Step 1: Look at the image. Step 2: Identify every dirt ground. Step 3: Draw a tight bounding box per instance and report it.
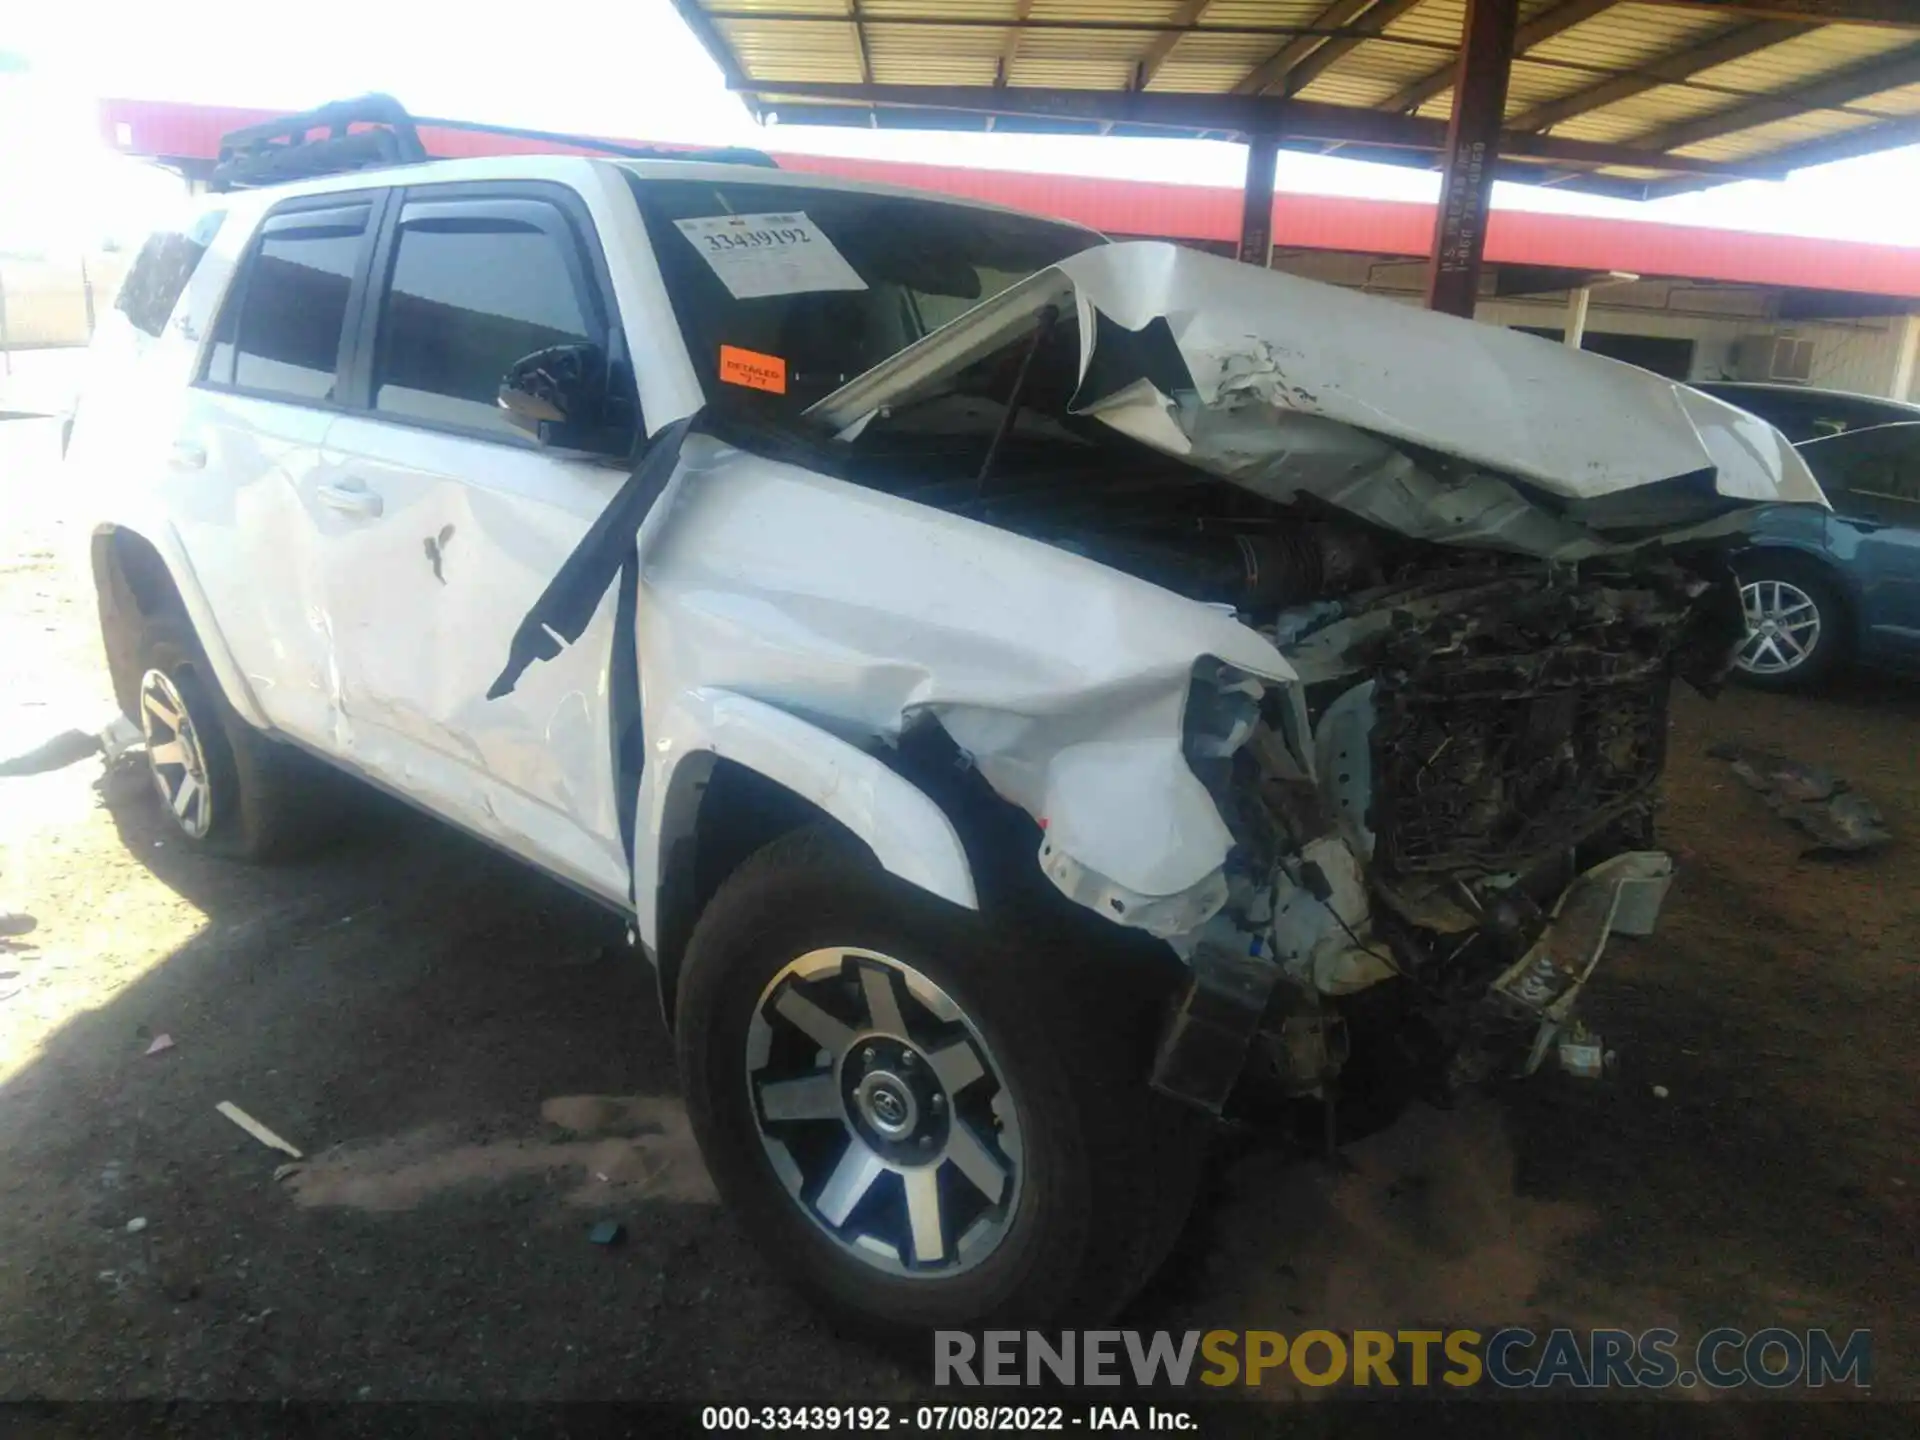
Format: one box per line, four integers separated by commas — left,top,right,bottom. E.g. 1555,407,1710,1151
2,412,1916,1408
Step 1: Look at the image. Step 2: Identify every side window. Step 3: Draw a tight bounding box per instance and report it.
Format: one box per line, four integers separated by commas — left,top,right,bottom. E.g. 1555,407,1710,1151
1851,440,1920,505
207,202,371,402
1800,425,1920,507
371,199,598,438
117,210,227,338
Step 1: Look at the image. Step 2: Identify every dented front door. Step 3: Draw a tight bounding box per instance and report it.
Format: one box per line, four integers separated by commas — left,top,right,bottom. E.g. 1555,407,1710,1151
316,416,630,900
308,188,635,903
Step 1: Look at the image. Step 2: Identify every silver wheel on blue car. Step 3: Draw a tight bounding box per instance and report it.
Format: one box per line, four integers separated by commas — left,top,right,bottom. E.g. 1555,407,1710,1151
140,667,214,839
1737,578,1821,677
748,947,1022,1277
1732,557,1845,691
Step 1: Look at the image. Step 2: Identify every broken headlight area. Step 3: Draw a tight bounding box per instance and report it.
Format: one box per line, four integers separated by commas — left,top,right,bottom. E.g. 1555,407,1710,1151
1153,548,1741,1122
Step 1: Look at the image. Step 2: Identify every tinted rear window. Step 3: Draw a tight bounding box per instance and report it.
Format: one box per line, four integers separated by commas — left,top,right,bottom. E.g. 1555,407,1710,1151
207,204,370,403
115,210,227,338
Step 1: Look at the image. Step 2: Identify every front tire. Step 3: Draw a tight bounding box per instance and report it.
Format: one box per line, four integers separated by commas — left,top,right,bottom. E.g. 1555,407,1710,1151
676,827,1209,1333
1733,555,1846,691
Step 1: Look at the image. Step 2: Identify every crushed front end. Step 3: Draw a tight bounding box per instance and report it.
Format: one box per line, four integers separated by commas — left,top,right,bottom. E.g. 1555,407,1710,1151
1154,548,1745,1123
805,238,1826,1130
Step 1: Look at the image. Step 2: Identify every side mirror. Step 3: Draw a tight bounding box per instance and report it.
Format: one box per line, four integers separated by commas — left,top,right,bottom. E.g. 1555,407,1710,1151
498,343,621,450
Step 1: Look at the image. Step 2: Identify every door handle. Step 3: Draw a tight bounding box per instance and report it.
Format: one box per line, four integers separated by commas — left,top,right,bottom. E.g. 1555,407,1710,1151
316,481,385,519
168,441,207,471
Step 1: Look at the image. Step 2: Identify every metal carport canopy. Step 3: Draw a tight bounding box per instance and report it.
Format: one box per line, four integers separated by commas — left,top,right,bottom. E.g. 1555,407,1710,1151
672,2,1920,315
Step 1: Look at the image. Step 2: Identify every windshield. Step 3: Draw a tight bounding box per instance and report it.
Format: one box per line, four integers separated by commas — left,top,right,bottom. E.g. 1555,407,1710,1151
626,173,1102,416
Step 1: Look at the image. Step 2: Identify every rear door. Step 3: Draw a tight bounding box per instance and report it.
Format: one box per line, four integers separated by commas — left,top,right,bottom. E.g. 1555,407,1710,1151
318,183,638,902
180,193,383,745
1799,424,1920,657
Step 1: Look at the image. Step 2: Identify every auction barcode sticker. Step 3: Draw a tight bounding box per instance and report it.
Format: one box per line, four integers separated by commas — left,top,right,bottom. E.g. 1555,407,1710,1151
673,212,868,300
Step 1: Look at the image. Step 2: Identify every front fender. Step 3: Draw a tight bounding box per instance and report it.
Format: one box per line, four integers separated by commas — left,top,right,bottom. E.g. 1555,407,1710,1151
632,687,978,953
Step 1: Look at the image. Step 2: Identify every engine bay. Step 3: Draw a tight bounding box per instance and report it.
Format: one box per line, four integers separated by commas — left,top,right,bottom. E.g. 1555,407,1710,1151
832,323,1748,1115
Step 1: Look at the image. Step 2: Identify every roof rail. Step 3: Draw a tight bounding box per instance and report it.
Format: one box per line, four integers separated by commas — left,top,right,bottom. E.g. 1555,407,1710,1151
210,94,777,191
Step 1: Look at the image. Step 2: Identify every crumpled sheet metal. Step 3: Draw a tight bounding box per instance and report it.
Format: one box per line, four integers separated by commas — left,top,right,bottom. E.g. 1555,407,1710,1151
1486,851,1675,1075
1708,742,1893,855
818,241,1829,561
635,446,1298,917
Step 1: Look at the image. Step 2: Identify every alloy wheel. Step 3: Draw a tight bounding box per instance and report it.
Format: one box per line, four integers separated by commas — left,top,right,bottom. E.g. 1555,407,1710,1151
1736,578,1821,677
746,947,1023,1278
139,668,213,838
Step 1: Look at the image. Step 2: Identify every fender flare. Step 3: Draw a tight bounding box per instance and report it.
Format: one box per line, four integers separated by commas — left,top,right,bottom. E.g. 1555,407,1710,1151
633,688,979,956
92,522,273,731
1734,536,1862,629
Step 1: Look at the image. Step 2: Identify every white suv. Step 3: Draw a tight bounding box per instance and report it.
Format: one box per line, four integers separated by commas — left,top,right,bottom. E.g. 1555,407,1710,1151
70,99,1824,1333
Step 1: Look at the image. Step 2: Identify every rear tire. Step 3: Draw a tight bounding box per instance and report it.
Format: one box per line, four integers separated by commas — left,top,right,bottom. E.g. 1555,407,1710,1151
676,826,1210,1334
134,614,339,860
1732,554,1846,691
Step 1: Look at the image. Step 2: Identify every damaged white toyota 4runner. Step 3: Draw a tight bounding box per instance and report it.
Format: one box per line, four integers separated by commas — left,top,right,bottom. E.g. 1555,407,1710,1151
74,133,1825,1333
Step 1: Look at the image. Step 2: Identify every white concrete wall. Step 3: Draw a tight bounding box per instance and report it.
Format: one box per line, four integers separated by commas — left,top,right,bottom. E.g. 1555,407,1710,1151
0,254,130,351
1796,318,1916,400
1269,249,1919,400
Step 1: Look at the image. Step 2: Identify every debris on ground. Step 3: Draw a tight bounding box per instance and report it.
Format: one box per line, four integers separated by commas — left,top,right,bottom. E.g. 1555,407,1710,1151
145,1034,174,1056
1707,742,1893,855
0,729,101,778
125,1217,147,1235
1557,1024,1605,1080
272,1162,303,1184
1652,1085,1670,1099
0,716,143,779
97,715,142,763
216,1101,304,1159
587,1220,626,1247
0,913,37,939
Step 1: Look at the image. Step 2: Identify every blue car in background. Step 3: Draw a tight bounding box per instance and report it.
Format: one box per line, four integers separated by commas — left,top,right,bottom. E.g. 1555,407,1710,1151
1693,381,1920,447
1730,418,1920,689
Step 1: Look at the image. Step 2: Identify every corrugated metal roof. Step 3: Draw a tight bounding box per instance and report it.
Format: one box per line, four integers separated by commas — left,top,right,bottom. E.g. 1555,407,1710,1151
678,1,1920,198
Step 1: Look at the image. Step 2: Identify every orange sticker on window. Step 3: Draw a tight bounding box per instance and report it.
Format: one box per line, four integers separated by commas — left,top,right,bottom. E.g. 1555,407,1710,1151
719,344,787,395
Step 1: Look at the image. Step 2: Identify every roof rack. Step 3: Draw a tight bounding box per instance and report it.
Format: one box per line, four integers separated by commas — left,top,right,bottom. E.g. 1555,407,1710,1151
210,94,777,191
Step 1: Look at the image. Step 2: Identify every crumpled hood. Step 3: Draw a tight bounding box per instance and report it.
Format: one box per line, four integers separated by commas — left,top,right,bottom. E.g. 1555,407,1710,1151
816,241,1827,557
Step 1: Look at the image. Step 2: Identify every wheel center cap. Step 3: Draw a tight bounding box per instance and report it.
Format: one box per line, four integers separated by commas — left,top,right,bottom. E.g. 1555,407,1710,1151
854,1071,918,1138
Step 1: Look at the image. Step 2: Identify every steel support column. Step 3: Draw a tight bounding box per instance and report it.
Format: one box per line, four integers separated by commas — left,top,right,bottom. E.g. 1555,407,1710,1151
1564,285,1592,349
1239,130,1280,268
1426,0,1519,317
1889,313,1920,401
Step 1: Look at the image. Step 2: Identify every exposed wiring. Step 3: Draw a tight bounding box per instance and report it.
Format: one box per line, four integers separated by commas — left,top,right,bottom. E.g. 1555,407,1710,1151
1319,897,1413,981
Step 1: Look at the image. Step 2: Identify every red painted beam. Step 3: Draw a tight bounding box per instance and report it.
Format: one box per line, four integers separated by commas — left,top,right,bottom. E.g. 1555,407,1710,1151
99,97,1920,301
